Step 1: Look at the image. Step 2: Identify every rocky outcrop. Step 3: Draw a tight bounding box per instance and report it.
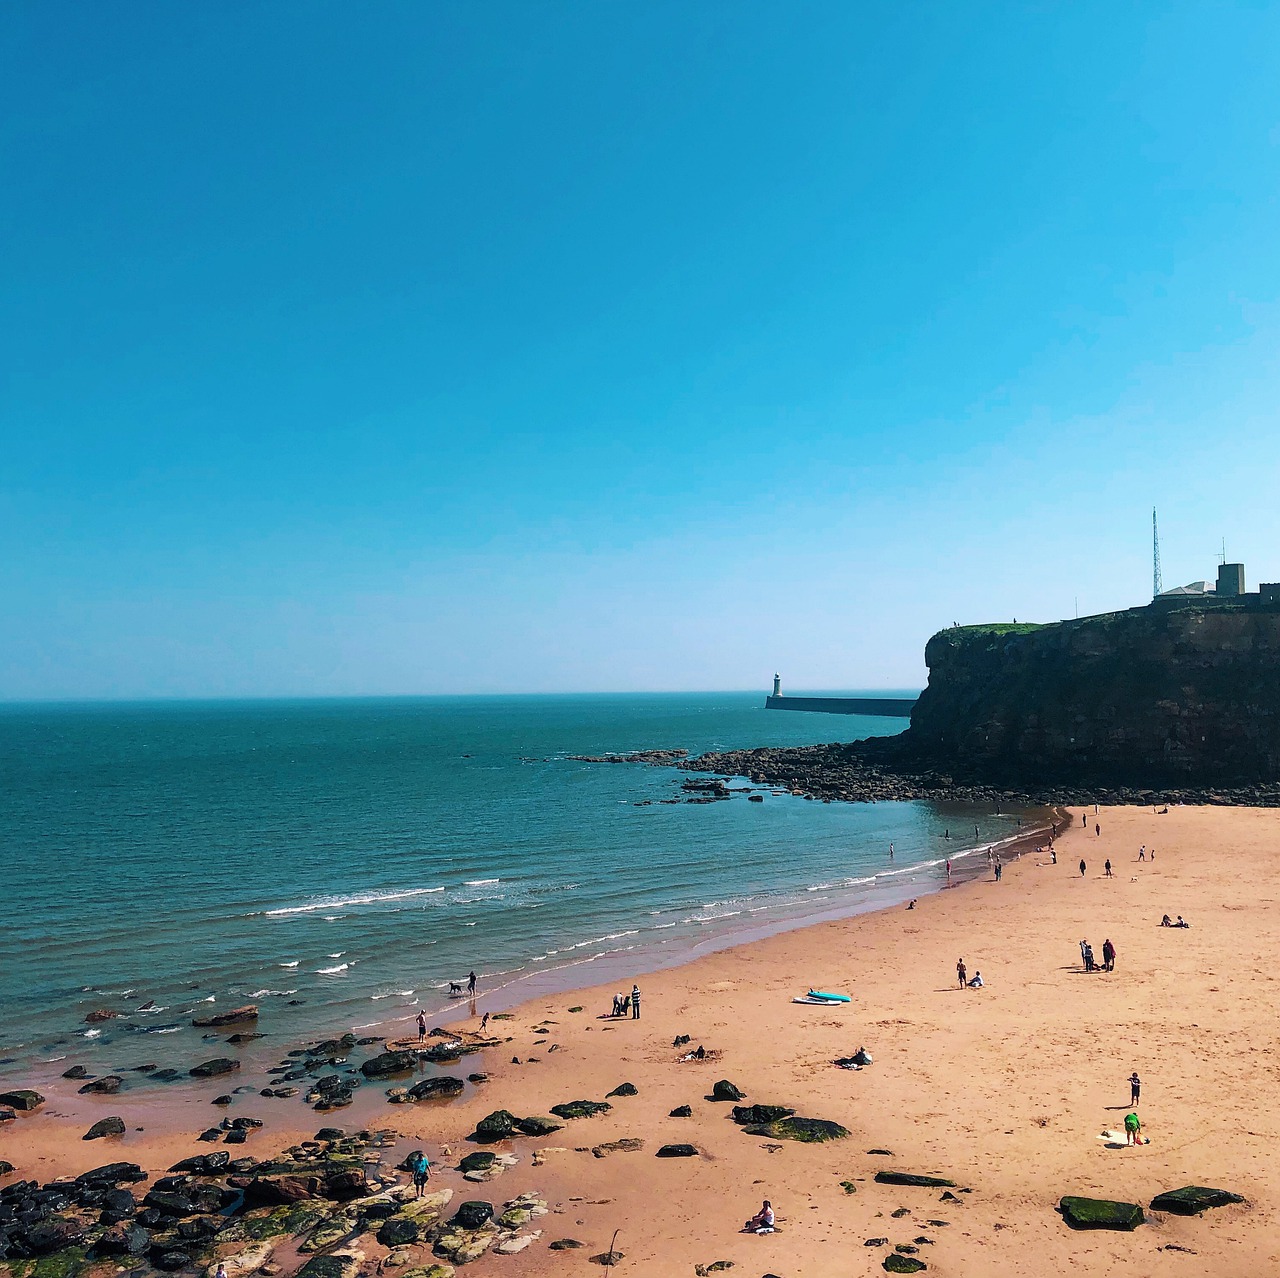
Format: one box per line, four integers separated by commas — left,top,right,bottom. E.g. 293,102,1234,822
549,1100,611,1119
192,1004,259,1027
190,1058,240,1078
1059,1195,1144,1230
0,1089,44,1111
875,1172,957,1188
743,1116,849,1143
1149,1185,1245,1215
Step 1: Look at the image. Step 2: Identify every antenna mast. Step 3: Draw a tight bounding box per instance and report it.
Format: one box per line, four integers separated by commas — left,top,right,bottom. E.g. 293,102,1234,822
1152,508,1163,599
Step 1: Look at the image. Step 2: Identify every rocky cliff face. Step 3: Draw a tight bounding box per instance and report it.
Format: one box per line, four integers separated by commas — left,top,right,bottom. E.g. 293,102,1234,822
909,604,1280,785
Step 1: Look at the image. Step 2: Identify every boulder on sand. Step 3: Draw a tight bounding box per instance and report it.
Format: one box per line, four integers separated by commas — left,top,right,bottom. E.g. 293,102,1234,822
360,1051,415,1079
451,1200,494,1229
0,1089,44,1111
80,1075,124,1094
656,1144,698,1158
711,1080,745,1102
744,1116,849,1143
514,1115,563,1136
1149,1186,1245,1216
472,1110,519,1142
84,1116,127,1140
402,1076,465,1102
731,1104,794,1126
874,1171,956,1188
1059,1196,1145,1231
549,1100,611,1120
606,1083,638,1097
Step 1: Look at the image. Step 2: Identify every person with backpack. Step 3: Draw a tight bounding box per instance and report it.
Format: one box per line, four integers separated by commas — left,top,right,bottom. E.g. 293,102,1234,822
410,1150,431,1197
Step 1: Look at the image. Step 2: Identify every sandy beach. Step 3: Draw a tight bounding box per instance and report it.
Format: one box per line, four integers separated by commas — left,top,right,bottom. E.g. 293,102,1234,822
5,803,1280,1277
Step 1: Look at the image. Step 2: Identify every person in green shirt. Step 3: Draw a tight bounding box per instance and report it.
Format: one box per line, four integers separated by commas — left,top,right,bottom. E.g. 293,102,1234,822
1124,1112,1143,1146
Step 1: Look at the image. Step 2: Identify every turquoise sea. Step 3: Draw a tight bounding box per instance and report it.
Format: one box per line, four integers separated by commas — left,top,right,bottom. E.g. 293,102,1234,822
0,694,1039,1082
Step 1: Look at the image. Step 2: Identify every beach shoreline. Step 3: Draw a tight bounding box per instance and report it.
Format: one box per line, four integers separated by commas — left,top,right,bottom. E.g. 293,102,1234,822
5,803,1279,1277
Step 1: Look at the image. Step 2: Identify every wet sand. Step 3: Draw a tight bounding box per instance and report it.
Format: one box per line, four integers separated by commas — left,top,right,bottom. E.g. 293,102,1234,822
5,804,1280,1276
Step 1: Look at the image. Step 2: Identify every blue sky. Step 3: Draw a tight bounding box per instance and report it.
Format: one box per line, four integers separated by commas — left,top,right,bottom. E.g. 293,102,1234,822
3,2,1279,699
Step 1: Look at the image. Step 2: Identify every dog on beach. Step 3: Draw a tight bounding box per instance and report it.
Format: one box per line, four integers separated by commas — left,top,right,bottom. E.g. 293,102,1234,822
448,981,464,994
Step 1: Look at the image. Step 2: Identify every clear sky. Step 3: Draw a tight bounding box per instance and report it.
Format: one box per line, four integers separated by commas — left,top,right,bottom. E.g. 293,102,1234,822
3,2,1279,700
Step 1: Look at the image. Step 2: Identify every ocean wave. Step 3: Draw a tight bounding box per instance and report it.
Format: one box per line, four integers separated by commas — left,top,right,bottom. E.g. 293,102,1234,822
257,887,446,918
316,963,350,974
248,989,297,998
83,1028,101,1038
371,989,415,1000
464,878,500,886
328,952,345,958
279,961,300,968
151,1025,182,1034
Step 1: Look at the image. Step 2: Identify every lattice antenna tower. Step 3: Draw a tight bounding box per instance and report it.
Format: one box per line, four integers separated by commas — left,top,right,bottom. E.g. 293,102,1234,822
1152,507,1163,599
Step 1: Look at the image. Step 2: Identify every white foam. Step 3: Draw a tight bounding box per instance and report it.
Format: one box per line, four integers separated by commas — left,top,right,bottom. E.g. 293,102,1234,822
83,1028,101,1038
316,963,349,974
279,961,300,968
259,887,446,918
464,878,500,886
248,989,296,998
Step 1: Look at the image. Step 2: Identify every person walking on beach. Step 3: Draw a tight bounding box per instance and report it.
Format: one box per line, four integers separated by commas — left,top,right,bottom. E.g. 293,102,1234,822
410,1149,431,1197
1102,938,1116,972
1139,846,1146,861
417,1011,427,1044
1082,813,1087,827
468,971,477,996
1079,858,1086,877
957,958,967,989
1104,859,1113,877
945,859,952,880
1095,823,1101,836
1129,1071,1141,1106
994,858,1002,881
481,1012,490,1032
1050,847,1057,864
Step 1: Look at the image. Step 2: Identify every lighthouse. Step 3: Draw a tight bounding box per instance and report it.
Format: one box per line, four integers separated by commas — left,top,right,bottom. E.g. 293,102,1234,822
773,673,781,697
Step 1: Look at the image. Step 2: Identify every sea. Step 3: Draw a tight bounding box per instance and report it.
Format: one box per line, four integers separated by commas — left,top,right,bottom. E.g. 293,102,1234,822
0,694,1043,1083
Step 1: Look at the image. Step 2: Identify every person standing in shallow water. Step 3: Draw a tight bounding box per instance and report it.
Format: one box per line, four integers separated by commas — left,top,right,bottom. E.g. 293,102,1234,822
417,1010,426,1044
468,971,477,996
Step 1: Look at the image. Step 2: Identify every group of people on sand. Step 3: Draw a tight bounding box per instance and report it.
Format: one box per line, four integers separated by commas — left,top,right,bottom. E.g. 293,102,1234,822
955,957,984,988
1161,914,1190,928
1078,937,1116,972
610,984,642,1018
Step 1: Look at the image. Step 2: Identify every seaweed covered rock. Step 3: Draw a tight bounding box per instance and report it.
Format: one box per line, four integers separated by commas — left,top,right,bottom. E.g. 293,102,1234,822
472,1110,519,1142
378,1217,422,1247
84,1115,127,1140
0,1089,44,1112
458,1152,495,1174
403,1076,465,1102
874,1172,957,1188
550,1100,611,1120
1059,1196,1144,1231
514,1115,563,1136
731,1104,794,1126
743,1116,849,1143
883,1257,927,1274
451,1201,494,1230
1149,1186,1245,1216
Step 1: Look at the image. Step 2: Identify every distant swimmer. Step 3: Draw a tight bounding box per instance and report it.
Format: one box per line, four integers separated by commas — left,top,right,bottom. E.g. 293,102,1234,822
889,842,894,859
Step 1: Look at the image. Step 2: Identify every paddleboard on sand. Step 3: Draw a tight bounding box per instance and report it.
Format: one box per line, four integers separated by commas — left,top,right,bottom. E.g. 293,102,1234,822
807,990,851,1003
793,996,845,1005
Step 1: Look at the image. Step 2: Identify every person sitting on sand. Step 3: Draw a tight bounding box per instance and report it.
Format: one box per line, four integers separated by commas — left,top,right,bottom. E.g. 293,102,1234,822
744,1200,775,1233
967,971,984,988
1176,915,1189,928
1124,1112,1143,1146
906,899,916,910
852,1046,873,1066
1161,914,1172,927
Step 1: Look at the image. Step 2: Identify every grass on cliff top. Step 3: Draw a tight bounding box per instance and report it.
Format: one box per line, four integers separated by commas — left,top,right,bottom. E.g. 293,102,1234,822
944,622,1048,637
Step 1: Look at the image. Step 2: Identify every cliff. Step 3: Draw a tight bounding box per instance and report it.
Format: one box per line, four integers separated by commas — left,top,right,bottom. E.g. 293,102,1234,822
909,604,1280,786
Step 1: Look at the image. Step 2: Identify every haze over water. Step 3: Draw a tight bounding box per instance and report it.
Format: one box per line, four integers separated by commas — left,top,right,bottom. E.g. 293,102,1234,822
0,694,1036,1081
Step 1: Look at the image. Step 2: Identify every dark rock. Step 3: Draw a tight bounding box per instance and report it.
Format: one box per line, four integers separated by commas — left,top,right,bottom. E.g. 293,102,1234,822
170,1152,230,1175
865,1237,889,1246
669,1105,693,1117
212,1094,233,1106
101,1187,137,1218
606,1083,638,1097
244,1176,319,1206
76,1161,146,1186
711,1080,745,1102
731,1104,794,1126
223,1128,247,1144
744,1117,850,1143
152,1248,193,1270
198,1128,222,1142
143,1190,197,1216
512,1115,562,1137
84,1008,120,1024
883,1257,927,1274
0,1159,13,1175
423,1042,468,1063
231,1116,264,1129
868,1148,894,1155
191,1004,258,1027
656,1144,698,1158
468,1072,488,1083
1149,1186,1245,1215
322,1168,367,1200
26,1218,88,1253
875,1172,957,1188
550,1100,611,1120
79,1074,124,1095
190,1058,240,1078
1059,1196,1145,1231
176,1215,220,1242
0,1107,14,1123
0,1090,43,1112
452,1200,494,1229
377,1217,421,1247
473,1109,519,1142
93,1222,150,1257
403,1076,465,1102
550,1238,585,1249
84,1116,126,1140
61,1066,90,1080
360,1051,415,1079
458,1152,495,1174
